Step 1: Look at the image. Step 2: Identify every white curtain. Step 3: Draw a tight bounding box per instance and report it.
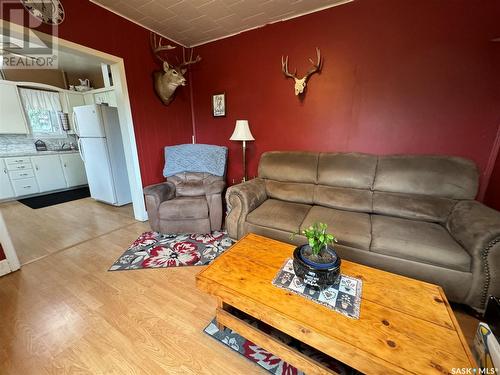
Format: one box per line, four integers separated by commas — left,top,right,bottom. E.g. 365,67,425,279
19,88,62,112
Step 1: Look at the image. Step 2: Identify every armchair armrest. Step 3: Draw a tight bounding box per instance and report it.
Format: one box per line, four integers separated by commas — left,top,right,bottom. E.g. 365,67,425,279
143,181,176,206
143,181,176,232
203,178,226,231
447,200,500,310
225,178,267,239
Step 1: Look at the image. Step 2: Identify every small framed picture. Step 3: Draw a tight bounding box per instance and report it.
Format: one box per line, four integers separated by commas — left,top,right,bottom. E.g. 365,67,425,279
212,93,226,117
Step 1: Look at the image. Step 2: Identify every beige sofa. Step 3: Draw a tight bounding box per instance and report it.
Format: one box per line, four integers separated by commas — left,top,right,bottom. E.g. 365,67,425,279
225,151,500,311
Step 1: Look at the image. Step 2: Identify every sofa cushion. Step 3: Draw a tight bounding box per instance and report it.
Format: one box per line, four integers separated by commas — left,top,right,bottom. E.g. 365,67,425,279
334,244,473,303
371,215,470,272
246,199,311,233
317,152,377,189
159,196,208,219
373,155,479,199
265,180,314,204
258,151,318,183
300,206,372,250
314,185,372,213
373,191,456,223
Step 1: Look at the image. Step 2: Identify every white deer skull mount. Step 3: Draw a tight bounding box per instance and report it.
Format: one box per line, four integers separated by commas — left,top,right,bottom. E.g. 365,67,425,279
281,48,322,96
150,33,201,105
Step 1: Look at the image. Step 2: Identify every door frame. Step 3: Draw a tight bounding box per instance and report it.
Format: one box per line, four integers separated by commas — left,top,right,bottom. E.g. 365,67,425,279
0,20,147,222
0,211,20,276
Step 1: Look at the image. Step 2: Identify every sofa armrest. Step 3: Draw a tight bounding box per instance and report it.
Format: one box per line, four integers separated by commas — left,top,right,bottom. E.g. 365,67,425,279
447,201,500,256
447,200,500,310
225,178,267,239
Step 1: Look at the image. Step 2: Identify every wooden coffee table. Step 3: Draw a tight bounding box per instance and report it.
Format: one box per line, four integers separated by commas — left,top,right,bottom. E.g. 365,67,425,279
196,233,476,374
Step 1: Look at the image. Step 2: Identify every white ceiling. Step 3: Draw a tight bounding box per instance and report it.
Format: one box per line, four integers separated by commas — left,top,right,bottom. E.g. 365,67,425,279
91,0,353,47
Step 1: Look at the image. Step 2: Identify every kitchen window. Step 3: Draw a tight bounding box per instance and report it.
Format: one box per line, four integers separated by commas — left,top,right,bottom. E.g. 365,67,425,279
19,88,65,137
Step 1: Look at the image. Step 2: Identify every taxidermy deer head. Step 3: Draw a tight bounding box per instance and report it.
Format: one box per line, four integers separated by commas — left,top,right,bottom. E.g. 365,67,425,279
150,33,201,105
281,48,322,96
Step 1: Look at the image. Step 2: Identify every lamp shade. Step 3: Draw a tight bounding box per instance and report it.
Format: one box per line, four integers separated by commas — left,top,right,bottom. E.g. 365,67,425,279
230,120,255,141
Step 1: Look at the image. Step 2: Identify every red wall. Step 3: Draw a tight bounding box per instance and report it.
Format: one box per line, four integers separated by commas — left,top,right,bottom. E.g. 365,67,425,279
2,0,499,204
0,0,193,186
192,0,500,200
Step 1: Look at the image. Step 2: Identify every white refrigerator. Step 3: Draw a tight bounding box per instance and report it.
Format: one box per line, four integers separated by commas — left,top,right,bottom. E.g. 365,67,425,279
73,104,131,206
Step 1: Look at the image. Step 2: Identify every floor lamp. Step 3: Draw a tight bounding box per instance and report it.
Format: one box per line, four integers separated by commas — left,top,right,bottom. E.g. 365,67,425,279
230,120,255,182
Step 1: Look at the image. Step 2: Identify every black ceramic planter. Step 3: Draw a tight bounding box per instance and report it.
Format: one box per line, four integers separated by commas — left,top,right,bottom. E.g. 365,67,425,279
292,245,341,289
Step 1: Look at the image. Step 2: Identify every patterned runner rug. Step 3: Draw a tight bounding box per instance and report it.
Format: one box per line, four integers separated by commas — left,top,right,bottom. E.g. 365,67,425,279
109,231,234,271
204,312,358,375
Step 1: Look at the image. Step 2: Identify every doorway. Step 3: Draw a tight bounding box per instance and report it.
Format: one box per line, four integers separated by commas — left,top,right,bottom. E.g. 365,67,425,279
0,21,147,268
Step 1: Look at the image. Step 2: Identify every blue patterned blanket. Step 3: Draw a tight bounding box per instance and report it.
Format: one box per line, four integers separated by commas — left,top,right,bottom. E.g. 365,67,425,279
163,144,228,177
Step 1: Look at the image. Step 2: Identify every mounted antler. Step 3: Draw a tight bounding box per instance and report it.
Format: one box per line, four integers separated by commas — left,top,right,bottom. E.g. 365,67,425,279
180,48,202,70
281,48,322,96
150,32,201,105
281,56,297,80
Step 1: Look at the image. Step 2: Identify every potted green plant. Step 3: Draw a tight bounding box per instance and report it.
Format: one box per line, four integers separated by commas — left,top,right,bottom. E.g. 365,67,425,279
291,222,341,289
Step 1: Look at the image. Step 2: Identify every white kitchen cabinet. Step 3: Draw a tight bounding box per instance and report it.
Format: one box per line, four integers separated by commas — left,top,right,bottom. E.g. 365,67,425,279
60,153,87,187
59,92,69,113
0,159,15,200
9,169,35,180
11,178,39,196
83,93,95,105
94,90,117,107
6,162,32,171
67,92,86,109
60,91,85,134
5,157,38,197
5,156,31,165
0,82,29,134
31,155,67,192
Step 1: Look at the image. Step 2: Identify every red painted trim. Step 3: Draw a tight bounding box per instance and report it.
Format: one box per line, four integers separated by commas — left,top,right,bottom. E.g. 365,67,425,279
479,124,500,201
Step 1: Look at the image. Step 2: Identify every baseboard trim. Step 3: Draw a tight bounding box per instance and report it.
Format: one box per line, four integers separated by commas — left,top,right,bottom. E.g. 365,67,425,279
0,259,11,277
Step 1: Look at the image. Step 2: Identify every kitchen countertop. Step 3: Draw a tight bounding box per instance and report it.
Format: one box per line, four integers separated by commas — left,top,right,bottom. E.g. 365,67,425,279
0,150,80,158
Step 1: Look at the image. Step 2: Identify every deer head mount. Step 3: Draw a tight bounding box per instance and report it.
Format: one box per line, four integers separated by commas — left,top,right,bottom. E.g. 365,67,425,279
281,48,322,96
150,33,201,105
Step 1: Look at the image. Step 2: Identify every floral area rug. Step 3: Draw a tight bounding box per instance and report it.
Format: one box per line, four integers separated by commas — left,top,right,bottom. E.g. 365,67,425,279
204,314,358,375
109,231,234,271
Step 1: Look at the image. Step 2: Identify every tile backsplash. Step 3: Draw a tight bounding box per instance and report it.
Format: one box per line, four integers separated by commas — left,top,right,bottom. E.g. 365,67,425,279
0,134,78,155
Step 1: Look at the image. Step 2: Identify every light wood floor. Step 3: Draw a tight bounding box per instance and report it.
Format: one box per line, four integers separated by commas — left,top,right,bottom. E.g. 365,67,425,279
0,220,266,374
0,198,479,374
0,198,137,265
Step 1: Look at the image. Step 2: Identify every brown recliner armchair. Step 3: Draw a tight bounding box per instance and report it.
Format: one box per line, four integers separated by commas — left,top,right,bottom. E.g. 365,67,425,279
144,173,225,233
143,144,227,234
